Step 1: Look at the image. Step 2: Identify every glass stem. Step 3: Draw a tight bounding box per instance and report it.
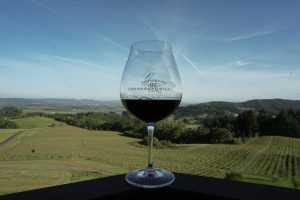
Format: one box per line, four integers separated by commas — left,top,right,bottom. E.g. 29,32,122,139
147,123,155,168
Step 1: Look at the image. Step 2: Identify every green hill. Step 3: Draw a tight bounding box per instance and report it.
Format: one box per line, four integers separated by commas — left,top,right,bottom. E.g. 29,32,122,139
240,99,300,113
12,117,60,129
176,99,300,117
176,101,238,117
0,98,120,107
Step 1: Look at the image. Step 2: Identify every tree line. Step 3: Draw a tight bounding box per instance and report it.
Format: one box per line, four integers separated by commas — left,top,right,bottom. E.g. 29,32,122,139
0,106,21,128
1,106,300,144
178,109,300,139
206,109,300,138
48,109,300,144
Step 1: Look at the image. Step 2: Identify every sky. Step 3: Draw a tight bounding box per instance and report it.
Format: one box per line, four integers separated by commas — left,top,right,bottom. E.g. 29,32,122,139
0,0,300,102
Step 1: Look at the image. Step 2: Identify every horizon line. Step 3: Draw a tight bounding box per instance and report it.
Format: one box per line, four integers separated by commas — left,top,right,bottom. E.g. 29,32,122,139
0,97,299,104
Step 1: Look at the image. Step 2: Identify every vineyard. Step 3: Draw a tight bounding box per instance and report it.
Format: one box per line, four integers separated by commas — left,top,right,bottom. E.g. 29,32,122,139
0,124,299,194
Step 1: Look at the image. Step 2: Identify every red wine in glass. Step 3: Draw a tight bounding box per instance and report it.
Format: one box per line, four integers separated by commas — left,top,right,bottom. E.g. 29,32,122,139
121,99,181,123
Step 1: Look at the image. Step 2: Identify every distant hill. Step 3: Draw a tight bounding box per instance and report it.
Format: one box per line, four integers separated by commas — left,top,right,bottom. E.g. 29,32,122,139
239,99,300,113
176,101,239,117
176,99,300,117
1,98,300,116
0,98,121,107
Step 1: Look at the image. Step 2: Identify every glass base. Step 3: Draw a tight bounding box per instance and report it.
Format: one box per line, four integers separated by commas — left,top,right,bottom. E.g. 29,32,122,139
125,167,175,188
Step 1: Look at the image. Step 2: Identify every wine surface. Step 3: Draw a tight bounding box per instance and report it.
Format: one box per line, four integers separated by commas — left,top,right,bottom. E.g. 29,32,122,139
121,99,181,123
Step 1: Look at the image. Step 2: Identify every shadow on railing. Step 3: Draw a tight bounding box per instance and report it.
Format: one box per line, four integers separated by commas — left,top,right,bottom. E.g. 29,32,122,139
0,173,299,200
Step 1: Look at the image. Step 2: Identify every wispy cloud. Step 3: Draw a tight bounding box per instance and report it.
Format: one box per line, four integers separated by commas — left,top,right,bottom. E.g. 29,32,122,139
207,27,285,42
176,51,209,81
226,28,284,41
140,19,208,80
30,0,128,52
0,54,120,80
235,60,252,66
0,55,121,99
208,59,253,71
0,57,35,69
34,54,120,73
206,68,296,81
140,18,165,40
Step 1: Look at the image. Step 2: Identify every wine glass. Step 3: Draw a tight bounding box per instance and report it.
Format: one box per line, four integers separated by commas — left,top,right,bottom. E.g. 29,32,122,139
120,40,182,188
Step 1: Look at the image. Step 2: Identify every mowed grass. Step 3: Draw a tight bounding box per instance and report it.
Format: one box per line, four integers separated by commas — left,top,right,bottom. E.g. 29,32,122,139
12,117,60,129
0,159,125,195
0,129,21,143
0,125,300,195
22,106,124,114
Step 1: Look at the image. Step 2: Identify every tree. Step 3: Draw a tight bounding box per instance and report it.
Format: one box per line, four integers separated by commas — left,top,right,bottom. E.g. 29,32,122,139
0,118,5,127
257,109,273,134
182,117,191,124
121,111,130,118
0,118,17,128
295,110,300,124
0,106,23,117
224,171,243,181
176,126,209,143
219,115,235,131
273,111,300,138
235,110,258,138
203,118,221,128
288,109,296,118
155,120,183,141
208,128,234,143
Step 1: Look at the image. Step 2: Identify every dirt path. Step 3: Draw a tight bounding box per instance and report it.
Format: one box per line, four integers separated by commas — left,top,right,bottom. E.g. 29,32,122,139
0,130,25,147
0,125,63,148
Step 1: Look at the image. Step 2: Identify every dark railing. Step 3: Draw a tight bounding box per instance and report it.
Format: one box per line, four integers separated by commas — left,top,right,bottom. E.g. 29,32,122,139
0,173,299,200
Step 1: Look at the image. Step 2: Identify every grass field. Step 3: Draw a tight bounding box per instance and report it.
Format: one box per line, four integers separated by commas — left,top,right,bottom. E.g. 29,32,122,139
0,129,21,143
0,123,300,195
12,117,60,129
22,106,124,114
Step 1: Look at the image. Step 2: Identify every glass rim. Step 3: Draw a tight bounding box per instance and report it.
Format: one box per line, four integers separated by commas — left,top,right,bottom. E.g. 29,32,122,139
131,40,172,52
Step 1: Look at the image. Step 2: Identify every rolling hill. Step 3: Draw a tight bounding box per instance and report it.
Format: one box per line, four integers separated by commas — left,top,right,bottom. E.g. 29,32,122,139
0,124,299,194
240,99,300,113
1,98,300,117
176,99,300,117
0,98,121,107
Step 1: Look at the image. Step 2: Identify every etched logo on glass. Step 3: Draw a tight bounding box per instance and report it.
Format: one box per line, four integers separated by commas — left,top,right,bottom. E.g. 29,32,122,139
128,72,171,93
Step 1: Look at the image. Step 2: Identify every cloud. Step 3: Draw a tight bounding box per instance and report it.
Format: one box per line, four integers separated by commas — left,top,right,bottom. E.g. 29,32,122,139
140,18,165,40
182,66,300,102
207,68,294,81
35,54,120,73
206,27,285,42
30,0,128,52
176,51,209,81
225,28,283,41
235,60,252,66
0,57,37,69
0,54,121,99
206,60,249,71
0,54,120,81
140,19,208,80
